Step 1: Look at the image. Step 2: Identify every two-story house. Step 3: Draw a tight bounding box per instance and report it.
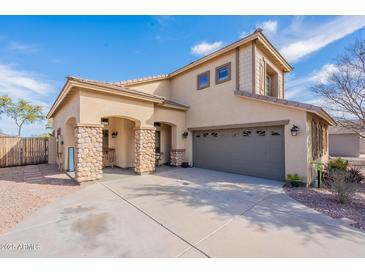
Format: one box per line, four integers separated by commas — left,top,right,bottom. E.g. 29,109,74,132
47,29,336,184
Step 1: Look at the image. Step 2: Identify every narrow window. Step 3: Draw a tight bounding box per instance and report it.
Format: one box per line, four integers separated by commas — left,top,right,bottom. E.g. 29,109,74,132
155,131,161,153
197,71,210,90
215,62,231,84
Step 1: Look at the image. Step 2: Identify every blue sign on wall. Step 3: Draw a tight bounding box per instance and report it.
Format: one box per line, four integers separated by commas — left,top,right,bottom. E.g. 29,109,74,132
68,147,75,172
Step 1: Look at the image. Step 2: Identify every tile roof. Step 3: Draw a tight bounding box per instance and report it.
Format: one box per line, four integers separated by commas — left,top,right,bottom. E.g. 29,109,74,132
234,90,336,125
115,29,292,87
68,76,165,101
115,74,169,86
67,76,189,109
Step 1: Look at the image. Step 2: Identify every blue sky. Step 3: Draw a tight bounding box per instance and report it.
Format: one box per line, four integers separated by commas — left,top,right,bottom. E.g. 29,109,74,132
0,15,364,136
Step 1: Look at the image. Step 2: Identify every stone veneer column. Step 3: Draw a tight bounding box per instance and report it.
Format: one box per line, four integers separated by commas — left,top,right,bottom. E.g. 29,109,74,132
74,123,103,182
170,149,185,166
134,127,156,175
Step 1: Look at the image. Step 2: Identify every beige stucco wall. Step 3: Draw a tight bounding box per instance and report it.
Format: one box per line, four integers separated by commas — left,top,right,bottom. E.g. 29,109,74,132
79,89,155,127
51,91,80,170
126,79,171,98
329,133,359,157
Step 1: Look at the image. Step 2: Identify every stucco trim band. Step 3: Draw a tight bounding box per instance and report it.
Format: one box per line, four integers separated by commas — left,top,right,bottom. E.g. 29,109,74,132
75,123,104,128
188,120,290,131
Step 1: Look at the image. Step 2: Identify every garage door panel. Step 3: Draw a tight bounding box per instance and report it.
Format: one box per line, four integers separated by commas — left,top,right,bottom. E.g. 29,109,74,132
193,126,285,180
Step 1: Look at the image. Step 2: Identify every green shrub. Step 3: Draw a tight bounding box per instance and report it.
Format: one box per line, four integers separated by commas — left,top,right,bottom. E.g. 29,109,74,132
287,173,301,181
330,170,358,203
328,158,349,171
287,173,302,187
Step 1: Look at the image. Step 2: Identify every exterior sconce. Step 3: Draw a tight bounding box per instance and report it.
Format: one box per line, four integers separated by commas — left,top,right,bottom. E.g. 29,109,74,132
290,125,299,136
111,131,118,138
182,132,188,138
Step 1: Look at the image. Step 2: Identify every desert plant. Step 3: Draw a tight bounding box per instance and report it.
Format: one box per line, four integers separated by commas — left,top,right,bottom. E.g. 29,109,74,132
328,158,349,171
323,170,334,188
345,167,365,184
330,170,358,203
287,173,302,187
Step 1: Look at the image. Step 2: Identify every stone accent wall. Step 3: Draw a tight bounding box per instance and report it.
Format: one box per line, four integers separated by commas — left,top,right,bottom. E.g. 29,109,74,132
170,149,185,166
135,128,156,174
74,124,103,182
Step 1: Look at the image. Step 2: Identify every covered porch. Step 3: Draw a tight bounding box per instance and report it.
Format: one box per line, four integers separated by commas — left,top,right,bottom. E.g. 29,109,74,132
49,77,188,183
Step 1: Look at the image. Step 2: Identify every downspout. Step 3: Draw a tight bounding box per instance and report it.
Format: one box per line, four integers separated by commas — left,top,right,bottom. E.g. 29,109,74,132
235,47,240,90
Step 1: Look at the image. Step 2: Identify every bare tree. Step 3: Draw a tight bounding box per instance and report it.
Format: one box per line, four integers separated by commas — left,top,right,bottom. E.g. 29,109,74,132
312,38,365,136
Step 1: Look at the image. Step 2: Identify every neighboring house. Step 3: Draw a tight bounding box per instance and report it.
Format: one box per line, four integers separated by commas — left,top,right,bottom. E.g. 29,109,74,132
329,126,364,157
47,29,336,184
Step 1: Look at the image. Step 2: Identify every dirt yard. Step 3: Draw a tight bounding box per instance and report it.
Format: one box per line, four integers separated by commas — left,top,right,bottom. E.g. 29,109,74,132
0,164,92,234
285,184,365,231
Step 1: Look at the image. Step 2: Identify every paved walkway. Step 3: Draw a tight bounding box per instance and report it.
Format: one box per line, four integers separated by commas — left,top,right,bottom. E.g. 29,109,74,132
1,167,365,257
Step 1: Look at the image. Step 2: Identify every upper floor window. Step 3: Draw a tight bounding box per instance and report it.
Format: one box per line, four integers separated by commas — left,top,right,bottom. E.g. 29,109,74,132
197,71,210,90
215,62,231,84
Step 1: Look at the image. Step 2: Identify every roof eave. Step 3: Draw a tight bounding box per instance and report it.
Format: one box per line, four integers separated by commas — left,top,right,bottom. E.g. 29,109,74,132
47,78,165,119
169,31,292,78
169,32,260,77
234,90,336,126
256,33,293,72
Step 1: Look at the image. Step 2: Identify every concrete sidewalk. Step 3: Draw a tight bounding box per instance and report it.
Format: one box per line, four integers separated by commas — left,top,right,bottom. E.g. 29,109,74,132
1,167,365,257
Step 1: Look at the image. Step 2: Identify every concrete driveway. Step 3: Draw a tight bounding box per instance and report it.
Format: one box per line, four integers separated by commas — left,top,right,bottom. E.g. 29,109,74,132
1,167,365,257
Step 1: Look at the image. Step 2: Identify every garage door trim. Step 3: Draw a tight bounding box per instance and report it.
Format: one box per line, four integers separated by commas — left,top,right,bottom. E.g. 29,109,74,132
188,119,289,131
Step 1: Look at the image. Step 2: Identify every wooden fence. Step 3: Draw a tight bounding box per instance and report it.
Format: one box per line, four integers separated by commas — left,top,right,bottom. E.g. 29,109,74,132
0,137,48,167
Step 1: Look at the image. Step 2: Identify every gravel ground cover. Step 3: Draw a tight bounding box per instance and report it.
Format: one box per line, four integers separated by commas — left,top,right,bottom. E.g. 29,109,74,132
0,164,92,234
284,184,365,231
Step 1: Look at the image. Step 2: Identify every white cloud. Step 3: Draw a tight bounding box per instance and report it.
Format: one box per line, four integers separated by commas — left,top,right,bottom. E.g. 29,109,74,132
280,16,365,63
191,41,225,56
285,63,337,104
257,20,278,34
8,41,38,53
311,63,338,84
0,64,53,136
0,64,53,98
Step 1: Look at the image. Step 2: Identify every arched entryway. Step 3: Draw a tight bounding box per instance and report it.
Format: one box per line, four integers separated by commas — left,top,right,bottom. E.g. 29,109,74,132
154,120,185,167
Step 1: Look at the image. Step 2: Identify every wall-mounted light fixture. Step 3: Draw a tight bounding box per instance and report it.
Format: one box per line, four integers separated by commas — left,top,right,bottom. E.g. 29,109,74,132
182,132,188,138
111,131,118,138
290,125,299,136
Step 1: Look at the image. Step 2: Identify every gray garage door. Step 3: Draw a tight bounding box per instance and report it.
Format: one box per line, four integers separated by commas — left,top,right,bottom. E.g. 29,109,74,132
193,126,285,180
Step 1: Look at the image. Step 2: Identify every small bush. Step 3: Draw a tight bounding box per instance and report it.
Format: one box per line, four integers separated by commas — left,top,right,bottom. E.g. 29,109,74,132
345,167,365,184
328,158,349,171
287,173,302,187
330,171,358,203
287,173,301,181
